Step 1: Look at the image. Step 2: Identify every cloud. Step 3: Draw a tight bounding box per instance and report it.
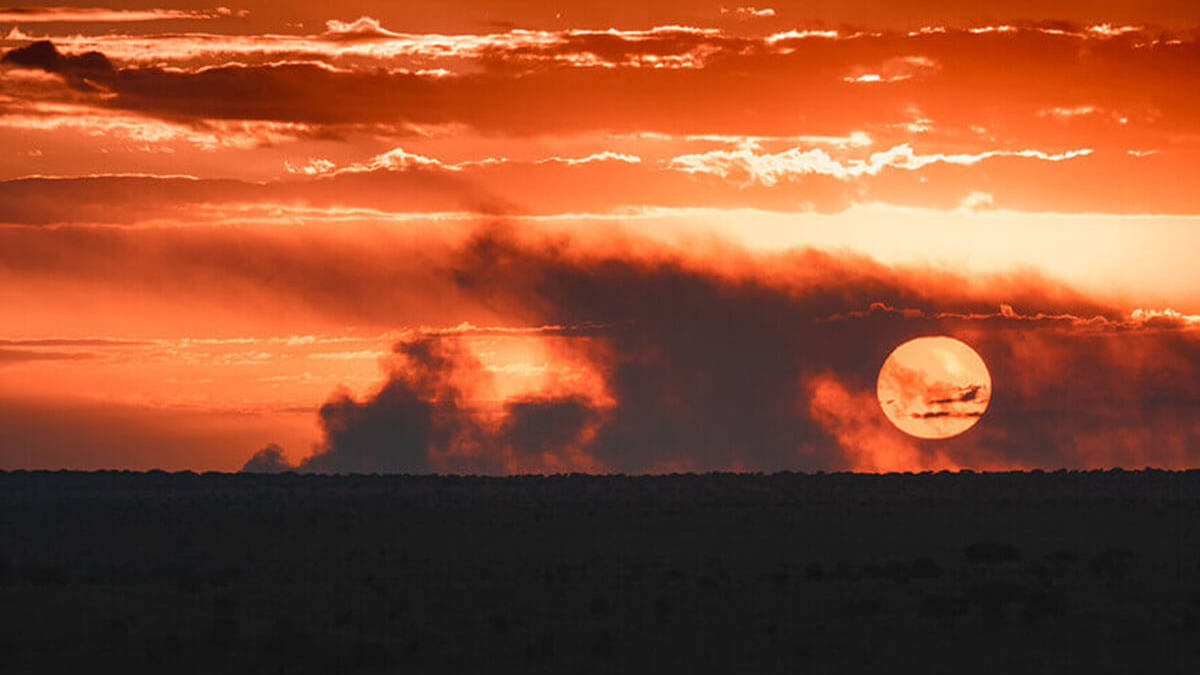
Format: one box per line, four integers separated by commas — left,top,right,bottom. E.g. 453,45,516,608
3,26,1195,149
0,99,322,150
1038,105,1102,119
301,338,488,474
1129,308,1200,328
6,21,732,70
0,7,236,23
0,347,97,365
0,201,1194,474
232,227,1200,475
0,32,1193,226
289,147,641,177
665,143,1092,186
819,301,1200,334
1,40,113,82
0,337,150,347
321,16,402,41
5,12,1199,476
842,55,939,84
721,7,776,19
0,142,1194,227
240,443,293,473
1037,105,1130,125
958,190,994,211
807,372,962,472
284,157,337,175
534,151,642,166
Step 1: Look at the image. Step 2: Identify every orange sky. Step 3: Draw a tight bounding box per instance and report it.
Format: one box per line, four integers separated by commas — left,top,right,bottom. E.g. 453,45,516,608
2,2,1199,473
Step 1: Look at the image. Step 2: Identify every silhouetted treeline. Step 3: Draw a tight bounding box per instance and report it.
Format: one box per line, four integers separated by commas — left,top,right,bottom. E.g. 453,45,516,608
2,469,1199,674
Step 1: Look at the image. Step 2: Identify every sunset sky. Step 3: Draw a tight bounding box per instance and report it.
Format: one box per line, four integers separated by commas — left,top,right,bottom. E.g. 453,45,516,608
2,1,1200,473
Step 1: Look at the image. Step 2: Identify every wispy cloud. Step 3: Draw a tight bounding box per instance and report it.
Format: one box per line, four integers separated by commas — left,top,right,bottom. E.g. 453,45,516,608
720,7,776,19
666,144,1093,185
0,6,242,23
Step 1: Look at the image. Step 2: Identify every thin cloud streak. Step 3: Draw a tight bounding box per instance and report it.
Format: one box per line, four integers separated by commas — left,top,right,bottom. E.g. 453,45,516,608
0,7,239,23
666,144,1093,185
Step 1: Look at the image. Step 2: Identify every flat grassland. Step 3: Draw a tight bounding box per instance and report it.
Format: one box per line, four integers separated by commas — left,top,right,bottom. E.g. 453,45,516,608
3,470,1199,673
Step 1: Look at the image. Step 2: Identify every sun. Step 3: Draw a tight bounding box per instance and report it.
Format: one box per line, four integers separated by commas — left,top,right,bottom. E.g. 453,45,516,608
876,336,991,439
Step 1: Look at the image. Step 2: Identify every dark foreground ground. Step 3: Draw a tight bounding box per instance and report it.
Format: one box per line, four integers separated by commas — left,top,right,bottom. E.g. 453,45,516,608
3,470,1200,674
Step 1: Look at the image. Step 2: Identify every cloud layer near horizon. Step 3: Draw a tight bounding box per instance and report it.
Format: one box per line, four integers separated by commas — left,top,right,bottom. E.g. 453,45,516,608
233,228,1200,475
